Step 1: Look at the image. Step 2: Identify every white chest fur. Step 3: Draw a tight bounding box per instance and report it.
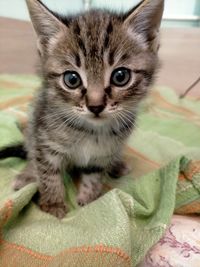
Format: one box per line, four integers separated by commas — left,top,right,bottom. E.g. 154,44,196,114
70,134,119,167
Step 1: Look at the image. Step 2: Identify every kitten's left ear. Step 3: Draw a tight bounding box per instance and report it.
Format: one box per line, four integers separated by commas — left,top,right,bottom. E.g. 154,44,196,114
124,0,164,52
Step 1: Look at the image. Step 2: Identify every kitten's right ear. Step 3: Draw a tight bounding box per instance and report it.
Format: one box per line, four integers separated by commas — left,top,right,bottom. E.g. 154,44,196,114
26,0,67,52
123,0,164,52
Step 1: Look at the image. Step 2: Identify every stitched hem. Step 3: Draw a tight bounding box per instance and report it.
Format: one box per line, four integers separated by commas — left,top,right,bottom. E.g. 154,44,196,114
0,239,131,265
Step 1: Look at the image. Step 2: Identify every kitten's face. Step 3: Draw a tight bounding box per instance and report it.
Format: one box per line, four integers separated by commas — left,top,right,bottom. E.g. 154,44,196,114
27,0,164,127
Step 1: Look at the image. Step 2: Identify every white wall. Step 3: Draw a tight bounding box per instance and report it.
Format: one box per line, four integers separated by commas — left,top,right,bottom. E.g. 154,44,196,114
0,0,199,27
0,0,29,20
0,0,84,21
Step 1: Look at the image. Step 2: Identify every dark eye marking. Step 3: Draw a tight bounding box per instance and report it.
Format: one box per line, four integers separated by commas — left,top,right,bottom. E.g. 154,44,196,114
81,87,87,97
47,72,60,79
105,86,112,96
120,53,129,61
74,53,81,68
134,69,154,84
127,78,142,91
73,21,81,35
77,38,87,57
104,21,113,49
134,69,149,76
108,50,115,66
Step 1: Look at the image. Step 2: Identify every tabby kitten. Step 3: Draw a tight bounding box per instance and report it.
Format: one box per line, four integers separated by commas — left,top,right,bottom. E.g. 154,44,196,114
7,0,164,218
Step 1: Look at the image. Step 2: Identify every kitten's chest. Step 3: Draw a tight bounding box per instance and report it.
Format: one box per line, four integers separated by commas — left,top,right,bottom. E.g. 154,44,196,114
70,134,118,167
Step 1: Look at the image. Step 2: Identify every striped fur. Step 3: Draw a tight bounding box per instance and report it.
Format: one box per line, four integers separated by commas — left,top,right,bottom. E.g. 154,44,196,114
13,0,164,218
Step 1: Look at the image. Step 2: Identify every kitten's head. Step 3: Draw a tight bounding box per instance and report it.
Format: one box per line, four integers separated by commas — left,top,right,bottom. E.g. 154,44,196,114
27,0,164,129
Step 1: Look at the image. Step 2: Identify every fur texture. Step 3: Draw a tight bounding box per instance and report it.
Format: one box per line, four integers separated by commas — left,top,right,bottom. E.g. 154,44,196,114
5,0,164,218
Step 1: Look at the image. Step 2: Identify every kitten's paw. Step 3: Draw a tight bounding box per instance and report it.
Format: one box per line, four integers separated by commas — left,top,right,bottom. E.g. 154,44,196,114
77,193,92,207
77,173,103,206
39,202,68,219
12,174,36,191
108,161,131,179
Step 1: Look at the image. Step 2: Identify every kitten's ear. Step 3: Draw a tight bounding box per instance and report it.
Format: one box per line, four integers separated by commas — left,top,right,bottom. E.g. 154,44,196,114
123,0,164,52
26,0,67,52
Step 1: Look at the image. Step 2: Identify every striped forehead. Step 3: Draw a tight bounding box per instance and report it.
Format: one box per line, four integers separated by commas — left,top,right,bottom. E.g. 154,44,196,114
68,13,120,70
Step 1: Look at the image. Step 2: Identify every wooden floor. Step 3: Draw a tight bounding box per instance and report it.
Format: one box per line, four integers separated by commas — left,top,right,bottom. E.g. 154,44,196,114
0,17,200,96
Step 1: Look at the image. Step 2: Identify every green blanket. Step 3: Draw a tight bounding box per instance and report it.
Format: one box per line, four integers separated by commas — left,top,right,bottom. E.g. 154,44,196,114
0,75,200,267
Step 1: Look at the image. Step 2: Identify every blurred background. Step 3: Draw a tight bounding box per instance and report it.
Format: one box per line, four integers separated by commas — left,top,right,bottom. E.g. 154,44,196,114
0,0,200,96
1,0,200,27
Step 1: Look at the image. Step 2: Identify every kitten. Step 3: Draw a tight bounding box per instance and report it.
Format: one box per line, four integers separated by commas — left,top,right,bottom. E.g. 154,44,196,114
0,0,164,218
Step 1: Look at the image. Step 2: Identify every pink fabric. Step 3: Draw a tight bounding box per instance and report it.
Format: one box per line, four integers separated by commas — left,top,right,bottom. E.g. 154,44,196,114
138,215,200,267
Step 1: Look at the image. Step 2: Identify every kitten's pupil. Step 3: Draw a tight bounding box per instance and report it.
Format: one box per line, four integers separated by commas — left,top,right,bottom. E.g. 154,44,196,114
111,68,131,87
69,74,78,86
63,71,82,89
115,71,126,83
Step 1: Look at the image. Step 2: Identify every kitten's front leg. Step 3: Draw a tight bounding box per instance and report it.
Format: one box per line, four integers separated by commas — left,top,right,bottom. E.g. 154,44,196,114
77,173,103,206
108,160,131,179
36,151,67,219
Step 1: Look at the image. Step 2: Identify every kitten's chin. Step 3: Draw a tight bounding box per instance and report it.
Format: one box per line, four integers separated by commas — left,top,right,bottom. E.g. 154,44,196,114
88,117,108,126
84,114,109,126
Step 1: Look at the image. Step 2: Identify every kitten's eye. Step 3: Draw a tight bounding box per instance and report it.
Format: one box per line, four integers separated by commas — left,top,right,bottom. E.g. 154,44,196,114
63,71,82,89
111,68,131,87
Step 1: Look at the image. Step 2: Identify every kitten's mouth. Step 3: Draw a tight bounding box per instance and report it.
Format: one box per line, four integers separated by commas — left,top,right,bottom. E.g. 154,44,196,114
93,114,102,119
90,114,105,120
86,113,108,124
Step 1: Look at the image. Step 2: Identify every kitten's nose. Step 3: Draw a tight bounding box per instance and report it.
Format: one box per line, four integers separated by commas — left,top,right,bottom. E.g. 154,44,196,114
88,105,105,116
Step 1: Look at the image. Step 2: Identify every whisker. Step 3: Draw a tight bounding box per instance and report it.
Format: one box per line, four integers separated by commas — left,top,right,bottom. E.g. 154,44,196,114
39,109,78,130
119,110,142,133
117,112,132,133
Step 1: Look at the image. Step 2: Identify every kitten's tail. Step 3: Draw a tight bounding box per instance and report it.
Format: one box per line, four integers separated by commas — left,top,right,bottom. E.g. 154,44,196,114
0,143,27,160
